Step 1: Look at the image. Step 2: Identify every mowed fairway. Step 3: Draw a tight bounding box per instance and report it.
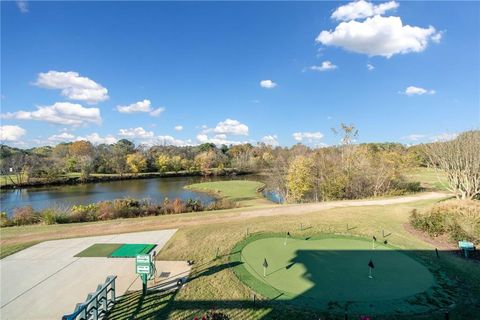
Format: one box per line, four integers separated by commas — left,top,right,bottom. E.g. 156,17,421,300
238,237,435,303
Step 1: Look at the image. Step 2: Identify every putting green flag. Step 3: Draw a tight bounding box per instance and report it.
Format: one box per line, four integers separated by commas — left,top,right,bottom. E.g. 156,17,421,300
368,259,375,269
263,258,268,277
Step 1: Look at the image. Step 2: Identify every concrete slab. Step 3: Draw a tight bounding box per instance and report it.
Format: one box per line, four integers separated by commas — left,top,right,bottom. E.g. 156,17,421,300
0,229,188,320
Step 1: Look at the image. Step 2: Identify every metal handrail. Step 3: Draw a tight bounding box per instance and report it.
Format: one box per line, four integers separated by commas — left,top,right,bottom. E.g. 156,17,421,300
62,275,117,320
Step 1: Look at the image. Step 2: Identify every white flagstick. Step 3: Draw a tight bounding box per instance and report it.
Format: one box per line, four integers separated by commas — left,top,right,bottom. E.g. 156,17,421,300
284,233,287,246
263,266,266,277
369,267,373,279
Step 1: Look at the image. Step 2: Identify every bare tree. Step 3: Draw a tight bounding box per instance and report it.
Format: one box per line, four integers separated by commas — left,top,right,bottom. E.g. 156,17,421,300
423,130,480,200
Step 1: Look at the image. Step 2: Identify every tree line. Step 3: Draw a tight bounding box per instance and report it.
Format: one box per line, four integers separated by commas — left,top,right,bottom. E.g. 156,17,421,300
1,127,478,202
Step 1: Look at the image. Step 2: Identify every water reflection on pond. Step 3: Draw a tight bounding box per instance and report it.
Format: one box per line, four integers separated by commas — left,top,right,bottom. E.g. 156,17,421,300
0,174,278,216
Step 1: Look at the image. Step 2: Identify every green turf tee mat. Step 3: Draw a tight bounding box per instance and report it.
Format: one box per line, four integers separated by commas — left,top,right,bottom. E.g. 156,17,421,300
74,243,124,257
109,243,156,258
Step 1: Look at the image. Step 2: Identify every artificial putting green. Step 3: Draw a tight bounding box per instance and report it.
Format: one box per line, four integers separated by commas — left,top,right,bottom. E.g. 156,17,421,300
109,243,156,258
74,243,124,257
232,234,447,315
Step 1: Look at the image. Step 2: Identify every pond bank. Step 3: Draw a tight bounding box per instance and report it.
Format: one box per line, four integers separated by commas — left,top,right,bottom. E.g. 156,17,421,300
0,169,254,190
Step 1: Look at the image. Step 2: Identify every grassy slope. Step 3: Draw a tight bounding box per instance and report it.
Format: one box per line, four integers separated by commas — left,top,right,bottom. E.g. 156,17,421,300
185,180,270,206
104,198,480,319
404,167,449,191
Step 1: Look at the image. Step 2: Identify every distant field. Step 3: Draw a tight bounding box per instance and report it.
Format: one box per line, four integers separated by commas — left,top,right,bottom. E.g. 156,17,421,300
185,180,270,206
404,167,449,191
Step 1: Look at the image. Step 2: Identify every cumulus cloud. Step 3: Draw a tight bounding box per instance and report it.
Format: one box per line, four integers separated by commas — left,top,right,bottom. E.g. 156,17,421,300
293,131,324,143
76,133,117,145
403,132,457,144
261,135,279,146
118,127,155,139
1,102,102,126
35,71,108,104
403,86,435,96
317,15,440,58
0,125,26,142
260,80,277,89
174,125,183,131
196,133,245,146
332,0,398,21
48,132,76,142
309,61,338,72
16,0,29,13
145,135,191,147
207,118,249,136
149,107,165,117
116,99,165,116
367,63,375,71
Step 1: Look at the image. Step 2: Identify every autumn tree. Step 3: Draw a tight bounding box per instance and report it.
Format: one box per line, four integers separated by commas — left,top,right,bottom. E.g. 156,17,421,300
170,156,183,173
423,130,480,200
286,155,315,203
156,154,171,173
126,152,147,174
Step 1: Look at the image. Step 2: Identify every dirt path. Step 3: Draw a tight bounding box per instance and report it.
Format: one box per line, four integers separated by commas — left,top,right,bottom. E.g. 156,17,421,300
237,191,449,219
1,192,449,249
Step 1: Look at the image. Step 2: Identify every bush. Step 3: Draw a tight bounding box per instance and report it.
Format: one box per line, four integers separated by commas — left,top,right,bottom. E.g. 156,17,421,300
70,204,98,223
41,207,70,224
0,212,11,227
410,200,480,244
12,206,40,226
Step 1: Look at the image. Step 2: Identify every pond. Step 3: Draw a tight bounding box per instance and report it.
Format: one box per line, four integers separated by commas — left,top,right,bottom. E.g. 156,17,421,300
0,174,279,217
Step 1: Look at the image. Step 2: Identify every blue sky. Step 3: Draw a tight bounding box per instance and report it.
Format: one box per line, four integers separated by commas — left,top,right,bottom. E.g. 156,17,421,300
1,1,479,148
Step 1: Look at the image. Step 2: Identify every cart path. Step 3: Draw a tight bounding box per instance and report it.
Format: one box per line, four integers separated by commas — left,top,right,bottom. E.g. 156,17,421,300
1,192,449,247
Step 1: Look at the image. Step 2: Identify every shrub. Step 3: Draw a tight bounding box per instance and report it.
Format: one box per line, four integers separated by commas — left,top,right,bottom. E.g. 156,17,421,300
410,199,480,244
41,207,70,224
70,204,98,223
207,198,236,211
12,206,40,225
0,212,11,227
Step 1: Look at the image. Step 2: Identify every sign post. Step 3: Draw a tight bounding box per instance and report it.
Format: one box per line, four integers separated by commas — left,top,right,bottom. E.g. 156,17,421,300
136,254,151,295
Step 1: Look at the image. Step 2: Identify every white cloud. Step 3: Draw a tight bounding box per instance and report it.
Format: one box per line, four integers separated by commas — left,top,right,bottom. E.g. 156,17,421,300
16,0,28,13
317,15,440,58
75,133,117,145
196,134,245,146
210,118,249,136
403,86,435,96
35,71,108,104
431,31,443,43
1,102,101,126
310,61,338,72
118,127,154,139
403,132,457,143
174,125,183,131
293,131,324,143
367,63,375,71
332,0,399,21
149,107,165,117
116,99,165,116
403,134,426,142
432,132,458,142
260,80,277,89
145,135,191,147
261,135,279,146
48,132,76,142
0,125,26,142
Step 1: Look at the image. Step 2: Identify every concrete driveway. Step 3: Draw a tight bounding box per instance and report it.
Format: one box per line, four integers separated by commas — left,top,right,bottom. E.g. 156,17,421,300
1,229,190,320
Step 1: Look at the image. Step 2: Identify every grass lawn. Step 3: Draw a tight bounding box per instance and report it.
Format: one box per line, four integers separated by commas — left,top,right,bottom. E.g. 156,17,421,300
404,167,449,191
104,198,480,319
233,235,443,316
185,180,270,206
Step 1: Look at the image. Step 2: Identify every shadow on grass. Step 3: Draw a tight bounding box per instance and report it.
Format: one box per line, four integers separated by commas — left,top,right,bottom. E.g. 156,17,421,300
105,248,479,320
